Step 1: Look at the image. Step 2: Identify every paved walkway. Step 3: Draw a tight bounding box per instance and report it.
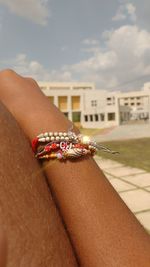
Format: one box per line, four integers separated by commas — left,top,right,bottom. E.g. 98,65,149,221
94,123,150,142
94,156,150,233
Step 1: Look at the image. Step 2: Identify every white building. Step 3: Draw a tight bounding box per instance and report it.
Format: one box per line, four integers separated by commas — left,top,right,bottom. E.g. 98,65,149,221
118,84,150,121
38,81,150,128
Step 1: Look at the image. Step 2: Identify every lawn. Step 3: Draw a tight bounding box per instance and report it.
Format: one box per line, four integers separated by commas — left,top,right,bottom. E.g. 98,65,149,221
97,138,150,172
80,127,104,136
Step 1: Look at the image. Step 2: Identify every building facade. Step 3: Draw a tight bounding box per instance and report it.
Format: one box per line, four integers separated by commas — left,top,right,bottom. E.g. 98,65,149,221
38,81,150,128
118,84,150,121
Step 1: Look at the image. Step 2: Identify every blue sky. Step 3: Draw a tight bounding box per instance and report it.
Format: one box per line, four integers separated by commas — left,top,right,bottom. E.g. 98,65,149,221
0,0,150,91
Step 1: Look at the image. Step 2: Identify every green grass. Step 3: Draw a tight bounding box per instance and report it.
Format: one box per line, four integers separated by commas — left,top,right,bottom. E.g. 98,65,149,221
97,138,150,172
80,128,104,136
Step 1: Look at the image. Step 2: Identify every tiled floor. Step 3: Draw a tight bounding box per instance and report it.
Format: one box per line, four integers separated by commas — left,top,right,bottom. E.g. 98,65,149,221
94,156,150,232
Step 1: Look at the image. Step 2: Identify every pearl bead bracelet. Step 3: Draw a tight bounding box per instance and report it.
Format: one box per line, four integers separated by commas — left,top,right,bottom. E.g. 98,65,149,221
31,127,118,160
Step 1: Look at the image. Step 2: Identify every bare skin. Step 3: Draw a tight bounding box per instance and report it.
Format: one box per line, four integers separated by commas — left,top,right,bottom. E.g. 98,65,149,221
0,102,78,267
0,69,150,266
0,231,6,267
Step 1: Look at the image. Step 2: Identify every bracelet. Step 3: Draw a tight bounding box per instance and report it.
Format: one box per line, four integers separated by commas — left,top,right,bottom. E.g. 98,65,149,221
32,126,118,160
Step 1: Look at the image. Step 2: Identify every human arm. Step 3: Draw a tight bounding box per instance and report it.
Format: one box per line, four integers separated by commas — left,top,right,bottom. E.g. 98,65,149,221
0,70,150,267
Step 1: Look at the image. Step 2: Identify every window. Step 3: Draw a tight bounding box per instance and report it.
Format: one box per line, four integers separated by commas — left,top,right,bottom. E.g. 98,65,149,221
91,100,97,107
58,96,67,110
100,113,105,121
72,96,80,110
108,113,115,121
107,97,114,105
72,112,81,122
137,102,141,106
84,115,88,122
95,114,99,121
125,103,128,106
131,103,134,106
90,115,93,121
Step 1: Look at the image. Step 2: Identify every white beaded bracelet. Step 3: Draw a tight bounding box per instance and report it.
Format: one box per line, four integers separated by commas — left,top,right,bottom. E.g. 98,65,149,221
31,126,118,160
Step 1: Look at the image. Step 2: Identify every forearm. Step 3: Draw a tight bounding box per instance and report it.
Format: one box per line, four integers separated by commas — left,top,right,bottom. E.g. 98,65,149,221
24,95,150,267
0,72,150,266
0,101,78,267
0,230,6,267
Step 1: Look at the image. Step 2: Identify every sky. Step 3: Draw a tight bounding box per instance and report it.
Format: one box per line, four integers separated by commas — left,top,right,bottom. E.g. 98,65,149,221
0,0,150,91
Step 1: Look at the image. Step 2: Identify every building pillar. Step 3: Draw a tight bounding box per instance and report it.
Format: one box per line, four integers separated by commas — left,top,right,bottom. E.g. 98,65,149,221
80,93,84,126
115,97,120,125
68,95,72,121
54,96,58,107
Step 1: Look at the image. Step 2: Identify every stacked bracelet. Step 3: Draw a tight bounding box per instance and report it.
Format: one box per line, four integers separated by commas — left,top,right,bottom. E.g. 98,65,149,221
32,126,118,160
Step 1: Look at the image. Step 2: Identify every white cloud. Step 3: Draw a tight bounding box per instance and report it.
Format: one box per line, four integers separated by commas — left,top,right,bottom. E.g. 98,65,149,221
126,3,137,22
112,2,136,22
49,69,73,81
70,51,117,72
2,25,150,91
0,0,49,25
11,53,48,78
82,38,99,46
81,38,100,54
60,25,150,90
112,7,126,22
8,53,73,82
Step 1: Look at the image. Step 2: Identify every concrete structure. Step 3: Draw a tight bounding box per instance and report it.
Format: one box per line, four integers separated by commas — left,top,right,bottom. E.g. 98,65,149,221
119,88,150,121
38,81,150,128
38,82,93,122
81,90,130,128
